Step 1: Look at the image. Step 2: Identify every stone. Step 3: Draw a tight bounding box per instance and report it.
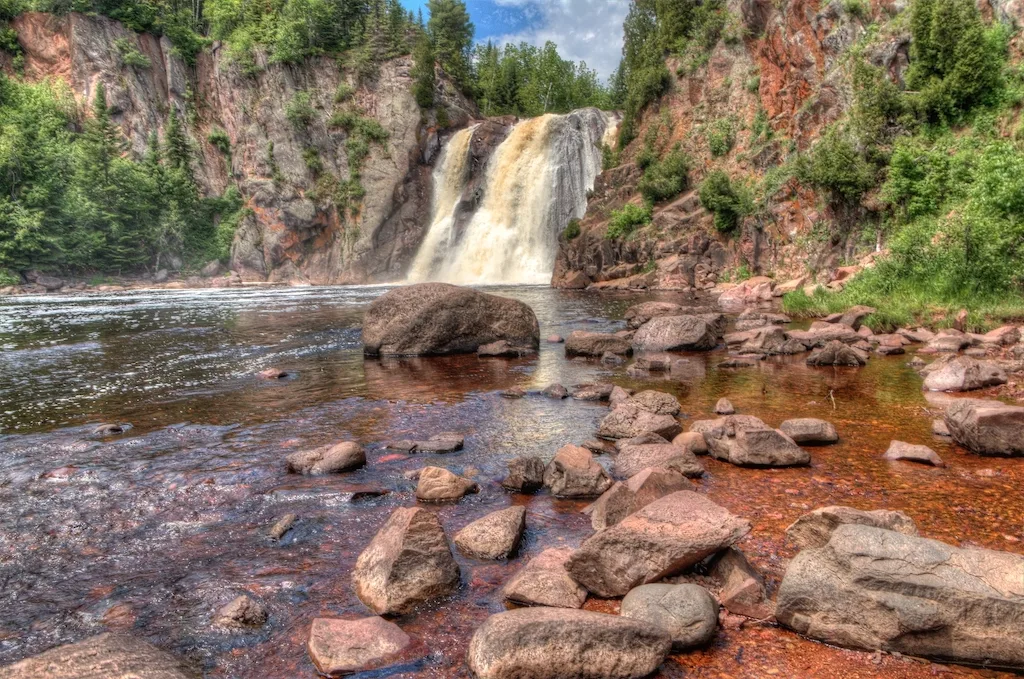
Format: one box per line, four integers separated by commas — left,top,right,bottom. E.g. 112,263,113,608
582,438,618,455
93,423,128,436
543,445,613,497
415,466,479,502
624,301,687,329
362,283,539,357
944,398,1024,456
710,547,773,620
671,431,708,455
900,327,936,343
776,524,1024,669
714,398,735,415
547,334,565,343
585,468,693,530
875,343,905,356
565,331,632,357
883,441,944,467
352,507,460,615
838,305,876,329
697,416,810,467
286,442,365,475
622,390,681,416
500,387,525,399
632,355,673,372
478,340,533,357
0,634,196,679
454,507,526,559
609,385,632,408
785,506,918,550
927,332,971,353
620,584,718,650
932,419,951,437
411,433,465,453
307,617,411,676
502,456,545,492
503,547,587,609
922,356,1007,392
467,608,670,679
214,594,267,629
613,443,705,478
268,513,297,540
201,260,224,277
571,382,614,401
258,368,290,379
601,351,625,365
982,325,1020,346
806,340,868,366
598,405,683,440
541,383,568,399
632,315,720,352
778,418,838,444
719,357,758,368
566,491,751,597
787,324,860,348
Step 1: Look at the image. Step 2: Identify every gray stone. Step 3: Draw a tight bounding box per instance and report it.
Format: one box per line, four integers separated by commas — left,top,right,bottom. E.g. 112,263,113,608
268,513,297,540
598,405,682,440
214,594,267,629
613,443,705,479
415,466,479,502
623,390,681,416
806,340,868,366
565,331,632,357
709,547,773,619
503,547,587,609
0,633,196,678
632,315,720,352
454,507,526,559
785,505,919,550
922,356,1007,392
699,417,810,467
778,418,838,444
307,617,411,676
944,398,1024,456
502,456,545,492
543,445,613,498
620,583,718,650
571,382,615,401
584,467,693,530
714,398,735,415
883,441,944,467
541,383,568,399
286,442,365,475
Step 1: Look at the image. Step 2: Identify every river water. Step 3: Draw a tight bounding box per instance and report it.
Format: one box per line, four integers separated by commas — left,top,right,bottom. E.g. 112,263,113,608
0,285,1019,678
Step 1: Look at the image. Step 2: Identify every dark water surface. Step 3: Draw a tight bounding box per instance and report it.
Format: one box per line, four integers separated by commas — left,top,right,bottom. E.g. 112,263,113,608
0,285,1020,678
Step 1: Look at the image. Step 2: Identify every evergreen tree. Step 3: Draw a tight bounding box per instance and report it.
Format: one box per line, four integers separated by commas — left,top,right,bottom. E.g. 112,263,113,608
411,30,436,109
164,106,191,172
427,0,473,89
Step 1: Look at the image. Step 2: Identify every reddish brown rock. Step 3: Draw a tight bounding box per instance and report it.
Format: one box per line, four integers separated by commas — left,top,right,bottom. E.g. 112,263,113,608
503,547,587,609
0,633,196,679
454,507,526,560
584,467,693,530
543,445,613,498
307,617,411,676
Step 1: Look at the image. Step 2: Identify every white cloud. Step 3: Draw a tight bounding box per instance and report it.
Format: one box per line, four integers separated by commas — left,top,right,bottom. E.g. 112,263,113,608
487,0,630,80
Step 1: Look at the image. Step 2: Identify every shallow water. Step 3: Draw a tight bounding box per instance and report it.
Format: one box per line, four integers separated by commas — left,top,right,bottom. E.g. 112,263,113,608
0,285,1020,678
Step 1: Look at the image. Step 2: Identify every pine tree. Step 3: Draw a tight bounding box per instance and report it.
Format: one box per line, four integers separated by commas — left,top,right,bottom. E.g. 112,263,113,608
164,106,191,172
427,0,473,89
412,30,436,109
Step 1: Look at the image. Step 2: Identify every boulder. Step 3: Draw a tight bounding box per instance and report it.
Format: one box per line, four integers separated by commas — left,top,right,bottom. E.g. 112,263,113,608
565,331,632,357
541,383,568,399
415,467,479,502
838,305,875,329
214,594,267,629
620,584,718,650
776,524,1024,669
503,547,587,608
899,327,936,343
982,325,1020,346
352,507,460,614
622,390,681,416
709,547,773,619
609,385,632,408
922,356,1007,392
502,456,546,492
307,617,411,676
543,445,613,498
786,324,860,348
806,340,868,367
632,315,720,352
566,491,751,597
571,383,615,401
714,398,735,415
286,442,365,475
585,468,693,530
467,608,671,679
583,438,619,455
624,301,686,329
613,443,705,478
785,506,918,550
36,274,65,291
778,418,838,444
362,283,539,357
478,340,533,357
0,634,196,679
926,332,971,353
598,405,682,440
697,416,809,467
672,431,709,455
454,507,526,559
883,441,944,467
944,398,1024,456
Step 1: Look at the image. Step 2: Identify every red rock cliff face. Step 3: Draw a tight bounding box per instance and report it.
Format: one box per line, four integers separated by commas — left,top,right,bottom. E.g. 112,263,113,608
8,12,476,284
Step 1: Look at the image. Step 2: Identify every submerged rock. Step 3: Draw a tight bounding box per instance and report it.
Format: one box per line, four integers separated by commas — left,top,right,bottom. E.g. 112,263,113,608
0,633,196,679
620,583,718,650
286,442,365,475
883,441,944,467
944,398,1024,456
786,505,918,550
362,283,539,357
454,507,526,560
307,617,411,676
585,467,693,530
214,594,267,629
565,331,632,357
503,547,587,609
543,445,613,498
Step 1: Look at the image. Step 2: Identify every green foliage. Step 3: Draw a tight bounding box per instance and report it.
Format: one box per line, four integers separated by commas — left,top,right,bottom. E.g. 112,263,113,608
795,127,875,204
750,107,772,143
841,0,869,19
0,268,18,285
334,82,354,103
114,37,151,68
638,148,689,203
411,31,435,109
285,91,315,130
207,127,230,154
427,0,473,89
850,59,913,156
602,143,620,170
606,202,653,239
563,218,581,240
699,170,752,233
706,118,735,157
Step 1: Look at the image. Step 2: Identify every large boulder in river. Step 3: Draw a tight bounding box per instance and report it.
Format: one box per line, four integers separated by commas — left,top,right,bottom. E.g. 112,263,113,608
585,467,693,530
503,547,587,608
599,405,683,440
785,505,918,550
362,283,539,357
467,608,671,679
694,416,809,467
778,418,838,444
944,398,1024,456
307,617,411,676
565,331,632,357
613,443,704,478
454,507,526,559
776,524,1024,668
806,340,868,366
0,633,196,679
566,491,751,597
632,315,721,352
922,356,1007,392
352,507,460,614
620,584,718,650
543,445,613,497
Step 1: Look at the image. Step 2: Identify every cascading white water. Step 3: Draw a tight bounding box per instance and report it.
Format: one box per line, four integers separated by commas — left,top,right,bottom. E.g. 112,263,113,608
407,108,614,285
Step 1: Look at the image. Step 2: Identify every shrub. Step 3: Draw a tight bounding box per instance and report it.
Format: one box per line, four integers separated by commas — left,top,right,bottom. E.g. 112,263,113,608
564,218,581,240
639,149,690,203
707,119,735,157
0,268,19,286
302,147,323,174
606,202,653,239
334,82,354,104
699,170,752,233
207,128,231,155
285,91,315,130
602,143,620,170
842,0,869,18
796,127,875,204
114,38,151,69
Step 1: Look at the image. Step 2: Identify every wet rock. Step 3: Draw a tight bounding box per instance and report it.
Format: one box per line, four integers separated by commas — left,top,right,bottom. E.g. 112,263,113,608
787,324,860,348
982,325,1020,346
543,444,613,498
926,331,971,353
585,467,693,530
727,326,805,356
503,547,587,608
352,507,460,615
36,274,65,291
714,398,735,415
286,442,366,475
632,315,721,352
614,443,705,479
454,506,526,559
258,368,291,379
806,340,868,366
565,331,632,357
785,506,918,550
479,340,533,357
838,305,876,329
268,513,297,540
620,583,718,650
93,423,128,436
582,438,618,455
468,608,670,679
883,441,944,467
0,633,196,678
566,491,751,597
598,405,683,440
875,343,905,356
500,387,525,399
609,385,632,408
932,419,951,437
718,277,775,307
362,283,539,357
900,327,936,343
502,456,545,492
632,355,673,372
546,334,564,343
710,547,773,620
415,466,480,502
541,383,568,399
624,301,687,329
922,356,1007,392
214,594,267,629
944,398,1024,456
412,433,465,453
672,431,709,455
307,617,411,676
778,418,838,444
776,524,1024,669
152,269,169,283
601,351,625,365
571,382,614,401
623,390,681,416
719,357,758,368
696,416,809,467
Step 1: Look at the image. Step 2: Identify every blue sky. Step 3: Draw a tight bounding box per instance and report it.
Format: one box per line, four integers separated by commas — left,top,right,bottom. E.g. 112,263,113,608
399,0,629,80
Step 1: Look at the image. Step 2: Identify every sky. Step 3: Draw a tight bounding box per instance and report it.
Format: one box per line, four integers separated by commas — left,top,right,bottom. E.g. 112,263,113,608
399,0,629,80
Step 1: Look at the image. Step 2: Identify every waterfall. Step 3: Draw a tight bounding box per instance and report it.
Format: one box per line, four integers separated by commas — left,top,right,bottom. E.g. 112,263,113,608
407,108,613,285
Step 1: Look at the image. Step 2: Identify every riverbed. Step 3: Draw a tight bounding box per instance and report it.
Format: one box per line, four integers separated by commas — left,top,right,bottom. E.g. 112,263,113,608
0,285,1019,678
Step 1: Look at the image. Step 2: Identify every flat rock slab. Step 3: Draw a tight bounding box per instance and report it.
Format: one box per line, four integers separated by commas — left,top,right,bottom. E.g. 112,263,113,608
779,418,838,444
467,608,671,679
613,443,705,479
307,617,411,676
503,547,587,608
620,583,718,650
944,398,1024,456
0,633,196,678
883,441,944,467
565,331,632,357
454,507,526,559
786,505,918,550
599,405,683,440
567,491,751,597
585,467,693,530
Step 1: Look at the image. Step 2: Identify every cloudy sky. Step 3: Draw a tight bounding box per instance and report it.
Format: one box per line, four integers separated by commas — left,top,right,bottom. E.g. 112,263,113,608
399,0,629,80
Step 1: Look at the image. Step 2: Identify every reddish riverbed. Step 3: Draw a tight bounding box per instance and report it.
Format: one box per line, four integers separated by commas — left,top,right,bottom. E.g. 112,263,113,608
0,286,1019,678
